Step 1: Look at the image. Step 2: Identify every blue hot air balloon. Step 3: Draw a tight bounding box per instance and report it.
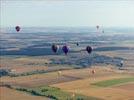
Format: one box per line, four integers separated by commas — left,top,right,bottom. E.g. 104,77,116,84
86,46,92,54
62,45,69,55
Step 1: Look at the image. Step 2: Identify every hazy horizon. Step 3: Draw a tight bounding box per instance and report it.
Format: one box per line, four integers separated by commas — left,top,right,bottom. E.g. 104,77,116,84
1,0,134,27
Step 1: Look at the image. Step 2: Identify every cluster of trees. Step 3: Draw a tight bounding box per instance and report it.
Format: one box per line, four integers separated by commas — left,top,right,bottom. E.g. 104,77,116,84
0,69,10,77
9,70,47,77
15,87,59,100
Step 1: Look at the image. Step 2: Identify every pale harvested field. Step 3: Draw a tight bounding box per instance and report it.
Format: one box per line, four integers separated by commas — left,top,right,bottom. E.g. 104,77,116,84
0,66,128,87
0,87,49,100
75,87,134,100
0,65,69,74
0,57,50,73
0,56,50,68
51,75,131,90
1,66,133,100
1,72,60,87
51,67,134,100
52,78,134,100
0,56,72,74
0,70,81,87
113,82,134,91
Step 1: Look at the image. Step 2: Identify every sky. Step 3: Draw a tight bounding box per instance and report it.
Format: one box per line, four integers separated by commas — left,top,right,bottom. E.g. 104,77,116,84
1,0,134,27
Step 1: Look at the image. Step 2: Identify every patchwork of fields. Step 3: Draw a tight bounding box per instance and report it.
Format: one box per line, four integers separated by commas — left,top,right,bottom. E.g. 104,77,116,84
1,66,134,100
1,29,134,100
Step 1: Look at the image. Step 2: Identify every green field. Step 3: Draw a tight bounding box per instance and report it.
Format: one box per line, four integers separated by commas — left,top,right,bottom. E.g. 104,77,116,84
92,77,134,87
13,86,103,100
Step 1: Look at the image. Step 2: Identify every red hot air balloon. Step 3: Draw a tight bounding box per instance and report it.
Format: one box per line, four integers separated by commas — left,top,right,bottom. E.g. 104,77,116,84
92,70,95,74
15,26,20,32
62,45,69,55
86,46,92,54
51,44,59,53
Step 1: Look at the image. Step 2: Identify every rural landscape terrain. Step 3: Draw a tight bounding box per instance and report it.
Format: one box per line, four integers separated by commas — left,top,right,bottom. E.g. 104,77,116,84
0,27,134,100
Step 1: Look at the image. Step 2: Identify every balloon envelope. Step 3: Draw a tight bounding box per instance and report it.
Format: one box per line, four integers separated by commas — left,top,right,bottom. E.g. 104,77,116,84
92,70,95,74
86,46,92,54
15,26,20,32
51,44,59,53
96,25,99,29
58,71,62,75
120,60,124,67
62,45,69,55
76,42,79,46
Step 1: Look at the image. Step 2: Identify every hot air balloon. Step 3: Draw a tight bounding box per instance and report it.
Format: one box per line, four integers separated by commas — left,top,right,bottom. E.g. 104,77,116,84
102,30,104,33
51,44,59,53
76,42,79,46
15,26,20,32
58,71,62,76
86,46,92,54
62,45,69,55
120,60,124,67
72,93,75,98
96,25,99,30
92,70,95,74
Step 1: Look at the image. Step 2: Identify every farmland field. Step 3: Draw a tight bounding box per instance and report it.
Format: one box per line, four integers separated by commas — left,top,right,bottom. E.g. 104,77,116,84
0,87,50,100
92,77,134,87
0,27,134,100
